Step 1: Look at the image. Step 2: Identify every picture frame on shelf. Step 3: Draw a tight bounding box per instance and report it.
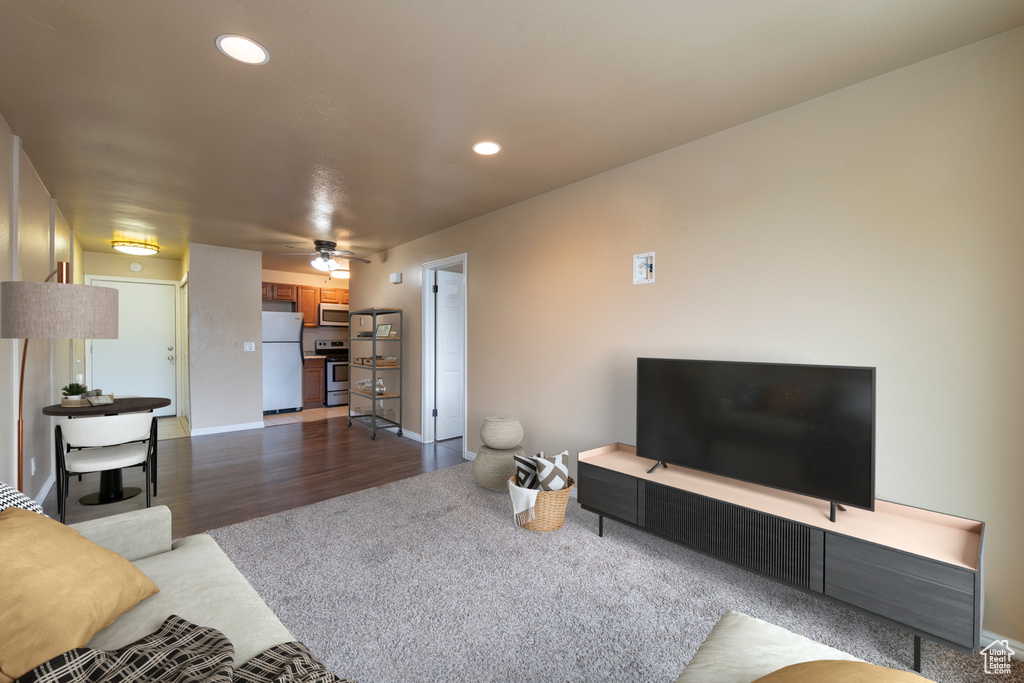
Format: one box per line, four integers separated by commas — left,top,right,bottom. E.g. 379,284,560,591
375,323,392,338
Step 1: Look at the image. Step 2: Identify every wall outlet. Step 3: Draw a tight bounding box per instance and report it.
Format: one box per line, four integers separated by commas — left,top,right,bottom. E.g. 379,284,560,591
633,252,655,284
243,342,255,352
30,458,36,476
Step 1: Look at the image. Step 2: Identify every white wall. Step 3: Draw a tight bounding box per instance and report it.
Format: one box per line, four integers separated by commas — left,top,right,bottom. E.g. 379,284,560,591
187,243,263,434
352,29,1024,640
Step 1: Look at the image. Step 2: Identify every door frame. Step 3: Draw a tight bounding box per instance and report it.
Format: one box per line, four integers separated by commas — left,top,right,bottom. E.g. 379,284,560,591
421,253,467,456
176,273,189,426
84,274,181,416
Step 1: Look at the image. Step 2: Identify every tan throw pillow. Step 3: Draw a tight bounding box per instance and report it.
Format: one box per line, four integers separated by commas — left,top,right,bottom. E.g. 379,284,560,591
0,507,159,683
752,659,935,682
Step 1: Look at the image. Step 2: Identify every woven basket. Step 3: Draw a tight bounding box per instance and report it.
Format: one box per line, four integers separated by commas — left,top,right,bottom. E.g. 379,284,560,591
508,476,575,532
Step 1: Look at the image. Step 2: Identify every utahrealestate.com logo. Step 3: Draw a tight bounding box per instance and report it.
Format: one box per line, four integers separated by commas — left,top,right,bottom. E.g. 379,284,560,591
981,639,1015,676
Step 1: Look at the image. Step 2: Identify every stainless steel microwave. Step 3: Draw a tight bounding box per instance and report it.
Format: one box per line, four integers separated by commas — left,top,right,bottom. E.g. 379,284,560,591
318,303,349,327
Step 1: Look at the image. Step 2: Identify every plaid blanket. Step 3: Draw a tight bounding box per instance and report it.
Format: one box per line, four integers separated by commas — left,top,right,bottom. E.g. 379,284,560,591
18,616,355,683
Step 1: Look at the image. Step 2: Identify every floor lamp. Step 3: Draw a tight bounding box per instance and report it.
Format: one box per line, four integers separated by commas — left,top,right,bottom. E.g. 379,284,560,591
0,263,118,492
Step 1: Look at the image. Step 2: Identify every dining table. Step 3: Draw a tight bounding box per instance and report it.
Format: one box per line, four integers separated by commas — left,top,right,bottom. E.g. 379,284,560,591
42,396,171,505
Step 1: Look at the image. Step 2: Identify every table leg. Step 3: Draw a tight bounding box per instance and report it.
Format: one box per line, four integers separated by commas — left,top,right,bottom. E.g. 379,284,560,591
79,469,141,505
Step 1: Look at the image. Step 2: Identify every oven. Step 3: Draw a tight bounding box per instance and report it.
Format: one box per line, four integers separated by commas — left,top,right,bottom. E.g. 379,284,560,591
315,339,349,406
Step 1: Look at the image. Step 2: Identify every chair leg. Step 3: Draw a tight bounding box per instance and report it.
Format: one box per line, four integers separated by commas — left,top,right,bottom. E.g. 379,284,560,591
145,459,152,509
59,474,68,523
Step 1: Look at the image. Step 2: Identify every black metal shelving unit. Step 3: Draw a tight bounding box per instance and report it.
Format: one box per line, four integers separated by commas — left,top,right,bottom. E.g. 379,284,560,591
348,308,402,439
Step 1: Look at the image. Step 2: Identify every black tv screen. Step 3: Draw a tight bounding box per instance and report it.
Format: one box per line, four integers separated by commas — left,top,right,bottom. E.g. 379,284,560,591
636,358,875,510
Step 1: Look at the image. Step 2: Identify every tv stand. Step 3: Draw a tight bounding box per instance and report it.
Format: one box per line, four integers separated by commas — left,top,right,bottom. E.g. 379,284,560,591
645,460,668,474
829,501,847,523
578,444,985,674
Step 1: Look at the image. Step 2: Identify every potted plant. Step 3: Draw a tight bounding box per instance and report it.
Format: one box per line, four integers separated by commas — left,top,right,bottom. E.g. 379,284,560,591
61,382,87,399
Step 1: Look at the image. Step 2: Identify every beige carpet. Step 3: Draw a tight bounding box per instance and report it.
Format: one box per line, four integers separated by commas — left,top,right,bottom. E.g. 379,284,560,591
208,463,1022,683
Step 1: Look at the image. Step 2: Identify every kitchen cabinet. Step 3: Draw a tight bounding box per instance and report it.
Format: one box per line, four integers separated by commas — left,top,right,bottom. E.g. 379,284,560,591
296,285,319,327
319,287,349,304
262,282,297,302
302,357,325,409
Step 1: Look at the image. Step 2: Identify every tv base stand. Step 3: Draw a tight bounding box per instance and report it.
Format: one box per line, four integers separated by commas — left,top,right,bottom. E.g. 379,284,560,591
829,501,847,523
578,444,984,675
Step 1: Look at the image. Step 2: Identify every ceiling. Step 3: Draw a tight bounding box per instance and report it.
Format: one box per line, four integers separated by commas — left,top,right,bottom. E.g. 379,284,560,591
1,1,1022,273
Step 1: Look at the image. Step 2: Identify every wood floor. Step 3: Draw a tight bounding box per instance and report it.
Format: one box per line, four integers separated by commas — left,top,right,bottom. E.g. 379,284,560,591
41,418,466,538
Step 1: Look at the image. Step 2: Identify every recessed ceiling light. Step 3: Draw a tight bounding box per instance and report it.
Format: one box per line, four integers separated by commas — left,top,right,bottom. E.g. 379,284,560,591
216,34,270,65
472,141,501,155
112,241,159,256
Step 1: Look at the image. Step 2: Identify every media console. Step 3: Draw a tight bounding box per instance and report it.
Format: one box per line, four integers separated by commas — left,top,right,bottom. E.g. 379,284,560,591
578,444,985,673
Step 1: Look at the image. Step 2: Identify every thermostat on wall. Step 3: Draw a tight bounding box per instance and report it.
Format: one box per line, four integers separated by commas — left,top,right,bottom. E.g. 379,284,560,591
633,252,655,284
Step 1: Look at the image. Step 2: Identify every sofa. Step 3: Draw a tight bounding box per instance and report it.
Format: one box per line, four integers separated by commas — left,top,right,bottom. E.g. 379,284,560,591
71,505,293,665
676,610,931,682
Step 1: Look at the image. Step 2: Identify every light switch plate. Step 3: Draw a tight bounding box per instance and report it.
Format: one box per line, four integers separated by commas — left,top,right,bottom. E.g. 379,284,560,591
243,342,255,352
633,252,655,284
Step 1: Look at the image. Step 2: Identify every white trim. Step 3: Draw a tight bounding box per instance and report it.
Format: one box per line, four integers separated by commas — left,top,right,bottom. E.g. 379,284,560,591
379,426,423,442
982,630,1024,661
176,273,189,422
33,472,54,505
420,253,468,458
464,450,476,460
189,421,265,437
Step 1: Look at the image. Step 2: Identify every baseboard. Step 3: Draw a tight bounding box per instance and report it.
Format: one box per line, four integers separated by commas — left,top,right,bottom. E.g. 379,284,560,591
189,421,265,437
464,450,476,460
33,473,55,505
981,630,1024,661
390,428,422,442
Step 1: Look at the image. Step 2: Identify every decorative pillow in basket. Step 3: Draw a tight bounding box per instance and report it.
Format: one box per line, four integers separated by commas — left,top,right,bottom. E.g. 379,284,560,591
508,451,574,532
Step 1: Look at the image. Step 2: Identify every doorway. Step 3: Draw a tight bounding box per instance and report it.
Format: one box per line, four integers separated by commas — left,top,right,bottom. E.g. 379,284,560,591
421,254,467,456
86,275,178,417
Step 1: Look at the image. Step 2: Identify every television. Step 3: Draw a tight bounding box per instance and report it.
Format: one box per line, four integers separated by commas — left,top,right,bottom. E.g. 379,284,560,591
636,358,875,511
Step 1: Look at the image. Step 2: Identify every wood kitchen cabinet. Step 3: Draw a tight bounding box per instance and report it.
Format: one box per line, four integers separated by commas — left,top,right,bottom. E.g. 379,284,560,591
296,285,319,327
319,287,343,304
262,282,297,302
302,357,325,409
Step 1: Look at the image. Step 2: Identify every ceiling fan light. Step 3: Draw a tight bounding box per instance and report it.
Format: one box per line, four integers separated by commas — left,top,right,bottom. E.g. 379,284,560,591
330,269,350,279
311,257,330,271
326,259,339,271
112,240,159,256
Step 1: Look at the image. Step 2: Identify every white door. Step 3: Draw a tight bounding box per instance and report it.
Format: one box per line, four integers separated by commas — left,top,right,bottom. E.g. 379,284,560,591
435,269,465,440
88,277,177,417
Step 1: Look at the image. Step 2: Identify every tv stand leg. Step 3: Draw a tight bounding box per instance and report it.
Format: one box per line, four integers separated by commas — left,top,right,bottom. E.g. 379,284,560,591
913,635,921,673
829,501,847,523
599,515,604,538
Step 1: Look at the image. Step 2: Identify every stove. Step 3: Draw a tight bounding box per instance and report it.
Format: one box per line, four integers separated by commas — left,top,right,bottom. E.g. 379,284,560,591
315,339,349,406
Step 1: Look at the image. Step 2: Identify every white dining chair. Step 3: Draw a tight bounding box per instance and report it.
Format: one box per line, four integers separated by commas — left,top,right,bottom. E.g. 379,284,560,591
54,412,157,522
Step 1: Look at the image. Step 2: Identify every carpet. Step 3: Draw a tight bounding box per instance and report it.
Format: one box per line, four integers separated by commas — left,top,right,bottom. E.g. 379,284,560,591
208,463,1021,683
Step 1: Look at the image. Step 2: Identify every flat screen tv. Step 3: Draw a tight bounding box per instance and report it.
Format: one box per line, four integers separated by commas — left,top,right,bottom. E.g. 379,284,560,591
636,358,875,511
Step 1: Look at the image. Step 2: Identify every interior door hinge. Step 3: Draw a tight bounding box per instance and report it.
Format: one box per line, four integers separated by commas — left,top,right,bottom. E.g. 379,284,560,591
432,408,438,417
432,284,438,293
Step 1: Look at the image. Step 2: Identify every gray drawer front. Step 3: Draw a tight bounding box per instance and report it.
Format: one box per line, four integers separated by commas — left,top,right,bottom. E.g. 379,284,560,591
825,534,976,647
578,463,637,524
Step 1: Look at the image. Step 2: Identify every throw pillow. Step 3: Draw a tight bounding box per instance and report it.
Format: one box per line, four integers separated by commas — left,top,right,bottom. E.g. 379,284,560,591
0,481,44,515
514,452,539,488
0,507,160,683
752,660,933,682
534,450,570,491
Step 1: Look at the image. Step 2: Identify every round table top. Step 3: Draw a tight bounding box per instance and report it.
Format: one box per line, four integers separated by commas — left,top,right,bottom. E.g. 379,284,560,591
42,396,171,417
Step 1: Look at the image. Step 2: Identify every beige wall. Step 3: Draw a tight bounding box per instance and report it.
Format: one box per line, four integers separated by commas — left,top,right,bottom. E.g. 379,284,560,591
17,147,57,497
0,116,14,486
353,29,1024,639
187,243,263,433
261,268,350,291
83,251,184,282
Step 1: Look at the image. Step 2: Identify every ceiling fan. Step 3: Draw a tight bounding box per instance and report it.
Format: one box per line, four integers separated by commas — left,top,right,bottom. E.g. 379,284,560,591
279,240,370,276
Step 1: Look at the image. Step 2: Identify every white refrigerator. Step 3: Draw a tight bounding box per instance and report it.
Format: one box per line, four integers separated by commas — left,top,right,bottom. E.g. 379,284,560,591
262,312,304,413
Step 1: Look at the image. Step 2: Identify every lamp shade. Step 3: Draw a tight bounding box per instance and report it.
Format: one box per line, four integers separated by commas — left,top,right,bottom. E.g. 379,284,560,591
0,281,119,340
